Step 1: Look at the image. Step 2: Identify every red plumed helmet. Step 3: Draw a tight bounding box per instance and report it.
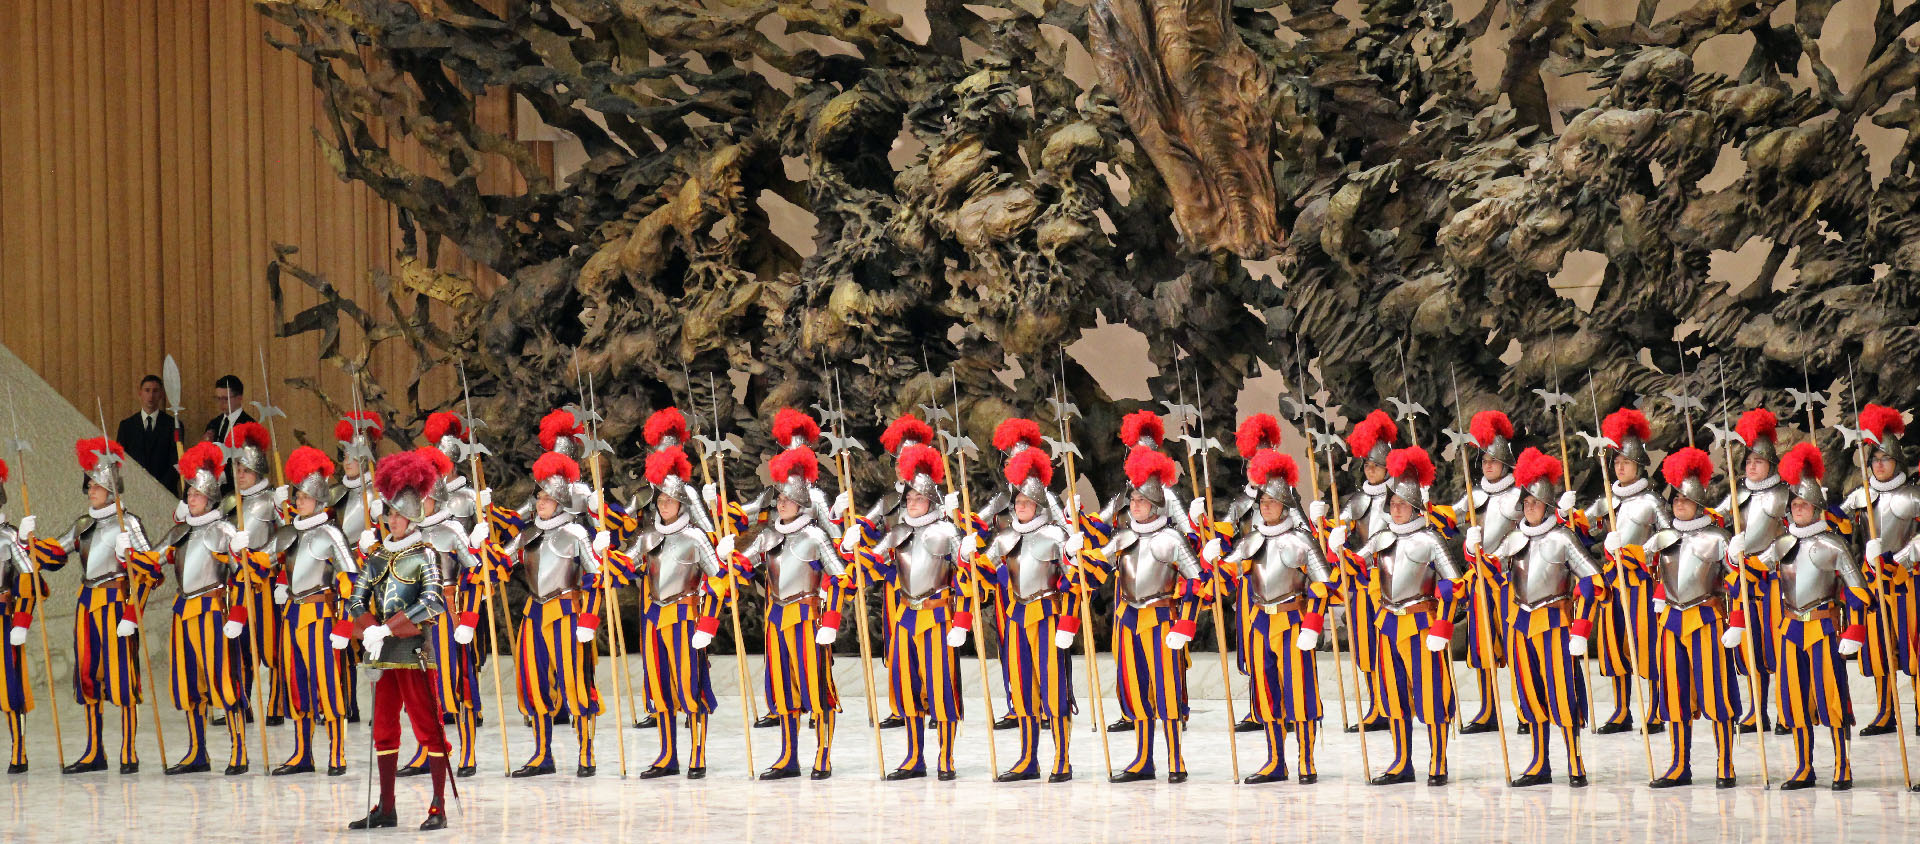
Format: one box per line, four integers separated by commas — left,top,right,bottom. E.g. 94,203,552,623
178,441,224,480
772,408,821,447
992,418,1044,453
374,450,441,502
1119,411,1164,447
284,446,335,483
1125,447,1178,488
225,421,271,451
1735,408,1778,448
75,437,127,472
769,447,819,484
897,445,947,485
1469,410,1513,448
538,409,584,452
334,410,384,443
1512,447,1561,490
1235,413,1283,459
0,458,8,485
1860,404,1905,443
422,411,464,444
881,415,934,454
1003,448,1054,487
415,446,455,479
643,408,689,448
1660,447,1715,491
1248,451,1299,487
532,452,582,484
1602,408,1652,449
1347,410,1399,461
1779,442,1825,485
1386,446,1436,487
645,446,693,486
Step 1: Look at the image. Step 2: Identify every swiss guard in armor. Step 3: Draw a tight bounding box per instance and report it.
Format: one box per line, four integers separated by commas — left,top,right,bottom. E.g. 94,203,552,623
979,445,1083,783
1206,446,1330,785
25,437,151,774
1098,442,1203,784
331,410,385,724
1315,410,1399,735
1225,414,1288,737
1647,447,1740,788
264,446,356,776
724,444,848,780
1719,408,1787,734
1738,442,1869,790
133,443,252,776
224,422,286,725
983,418,1060,733
1495,448,1601,788
866,413,935,732
403,443,485,778
0,460,40,773
345,450,452,831
1581,408,1669,736
1848,404,1918,738
1328,444,1463,786
1455,410,1522,735
620,440,725,779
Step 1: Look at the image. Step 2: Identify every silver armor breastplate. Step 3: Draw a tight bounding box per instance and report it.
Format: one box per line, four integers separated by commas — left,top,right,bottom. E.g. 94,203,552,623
1343,488,1391,544
1112,523,1202,608
336,481,374,541
748,523,840,605
172,522,230,598
1607,489,1671,548
1650,524,1731,609
1233,524,1326,607
1478,486,1523,551
1372,525,1465,611
885,520,961,604
1726,483,1789,550
282,522,355,598
1504,526,1601,610
421,519,477,581
1871,483,1920,550
1773,531,1865,615
1002,525,1068,604
235,490,277,551
639,525,721,606
71,514,148,585
507,522,594,602
442,478,478,525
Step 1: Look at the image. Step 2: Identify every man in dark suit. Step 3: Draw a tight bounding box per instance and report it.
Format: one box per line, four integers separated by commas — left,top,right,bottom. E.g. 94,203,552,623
117,374,181,494
204,374,255,444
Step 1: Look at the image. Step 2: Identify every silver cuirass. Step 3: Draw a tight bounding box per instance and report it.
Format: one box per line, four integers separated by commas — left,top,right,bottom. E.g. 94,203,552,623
1591,482,1671,548
274,519,356,598
421,517,479,582
334,479,375,543
1456,480,1524,552
876,517,962,604
505,520,597,602
1770,529,1867,616
629,519,721,606
1844,477,1920,553
1646,521,1732,610
1367,522,1464,612
0,522,32,596
166,520,232,598
441,475,478,527
743,518,843,605
1341,483,1393,545
986,522,1070,604
64,511,150,585
233,487,278,552
1495,523,1601,610
1720,479,1789,552
1226,516,1329,607
1105,519,1202,608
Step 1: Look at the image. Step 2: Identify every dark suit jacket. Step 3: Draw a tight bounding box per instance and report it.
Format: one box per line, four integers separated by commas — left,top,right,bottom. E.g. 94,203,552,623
204,409,257,445
117,411,181,493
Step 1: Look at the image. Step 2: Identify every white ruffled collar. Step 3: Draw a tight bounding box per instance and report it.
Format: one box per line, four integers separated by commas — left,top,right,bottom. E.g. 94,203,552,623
655,512,690,535
444,475,468,492
1010,513,1049,534
342,475,365,490
534,513,573,531
418,509,451,529
1130,515,1169,534
902,509,944,529
773,514,813,535
293,511,329,531
1389,516,1426,535
239,479,270,498
1255,512,1297,537
1746,474,1780,492
1519,517,1557,537
1872,473,1908,494
1673,513,1713,532
1361,479,1389,497
185,508,223,528
1480,474,1514,494
1613,477,1648,497
1788,520,1827,539
383,530,423,552
89,503,119,520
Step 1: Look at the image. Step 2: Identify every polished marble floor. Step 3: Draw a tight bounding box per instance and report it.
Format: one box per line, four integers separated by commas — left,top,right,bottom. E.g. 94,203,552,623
4,654,1917,842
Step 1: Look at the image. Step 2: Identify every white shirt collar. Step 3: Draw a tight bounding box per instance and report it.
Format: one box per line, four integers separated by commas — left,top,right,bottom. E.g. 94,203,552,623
186,508,223,527
1010,513,1049,534
239,478,270,498
1362,479,1389,497
88,503,119,520
293,511,329,531
342,474,365,490
1389,515,1426,535
225,408,243,424
1612,477,1648,498
1871,472,1908,494
533,513,573,531
1746,474,1780,492
383,530,423,552
655,512,690,535
1480,474,1514,494
1254,512,1297,537
1518,517,1557,537
902,509,944,528
1673,513,1713,532
1787,519,1827,539
773,514,813,535
1129,515,1168,534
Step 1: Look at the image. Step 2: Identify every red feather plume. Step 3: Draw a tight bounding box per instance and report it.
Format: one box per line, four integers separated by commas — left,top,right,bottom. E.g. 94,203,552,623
1248,451,1298,487
1735,408,1778,448
772,408,821,446
1661,447,1714,490
284,446,335,483
881,415,934,454
1386,446,1437,487
415,446,455,479
532,452,582,484
1511,447,1561,489
0,458,7,485
768,447,819,484
645,446,693,486
897,445,947,485
538,409,583,452
1124,446,1177,488
1347,410,1398,458
1779,442,1825,485
334,410,384,443
1119,411,1164,447
1235,413,1282,458
374,450,441,501
1601,408,1651,449
1003,448,1054,487
1860,404,1906,444
75,437,127,472
643,408,689,447
177,441,224,480
225,421,271,451
992,418,1044,452
422,411,464,443
1469,410,1513,448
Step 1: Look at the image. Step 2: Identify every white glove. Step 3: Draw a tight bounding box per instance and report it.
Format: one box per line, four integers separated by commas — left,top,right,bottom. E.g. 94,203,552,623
116,618,138,638
1066,493,1081,515
946,627,969,648
15,516,31,541
1557,490,1577,512
591,531,611,556
1295,628,1320,651
1720,627,1744,649
1061,532,1085,556
832,490,851,516
1603,532,1625,555
1188,497,1206,524
1568,634,1589,656
468,521,491,548
476,487,492,510
1326,524,1349,551
114,532,132,562
1653,596,1668,614
1726,535,1747,562
273,584,289,605
575,624,597,644
8,626,27,647
1425,633,1450,653
1308,500,1328,524
366,496,384,520
329,633,349,651
273,485,291,507
362,624,391,653
588,489,604,513
173,500,189,523
228,525,251,555
701,483,718,510
942,491,959,514
714,534,736,559
814,625,839,645
1865,538,1885,561
839,528,860,552
1463,525,1483,557
358,529,378,553
1201,537,1223,563
1164,631,1191,650
453,624,475,645
1054,629,1076,649
1840,636,1864,656
691,629,714,649
223,620,245,639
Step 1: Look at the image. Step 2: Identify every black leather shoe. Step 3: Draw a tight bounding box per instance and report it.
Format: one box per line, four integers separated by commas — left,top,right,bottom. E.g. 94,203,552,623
1369,771,1414,786
1738,722,1757,734
271,762,314,776
509,762,555,778
1715,777,1736,789
63,759,108,775
640,764,679,779
1167,772,1188,783
1773,724,1790,736
5,763,24,774
1647,721,1664,734
1780,776,1815,790
1861,722,1896,737
1298,773,1319,784
885,768,927,781
456,765,475,778
1832,779,1852,792
1108,769,1154,783
397,762,428,777
554,711,570,725
1569,775,1589,788
1242,771,1288,784
1235,717,1262,734
264,716,285,727
1517,722,1532,736
115,761,138,775
1650,774,1692,788
347,807,397,830
419,806,448,831
1509,772,1552,787
997,769,1040,782
760,766,800,780
686,767,706,780
1427,775,1448,786
576,765,595,778
810,768,832,780
877,715,905,729
994,715,1019,731
210,712,227,726
328,765,347,777
636,714,658,729
1596,720,1633,735
223,764,247,776
1047,771,1073,783
1460,720,1497,735
1108,718,1136,733
166,761,209,775
754,715,780,729
937,770,957,781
